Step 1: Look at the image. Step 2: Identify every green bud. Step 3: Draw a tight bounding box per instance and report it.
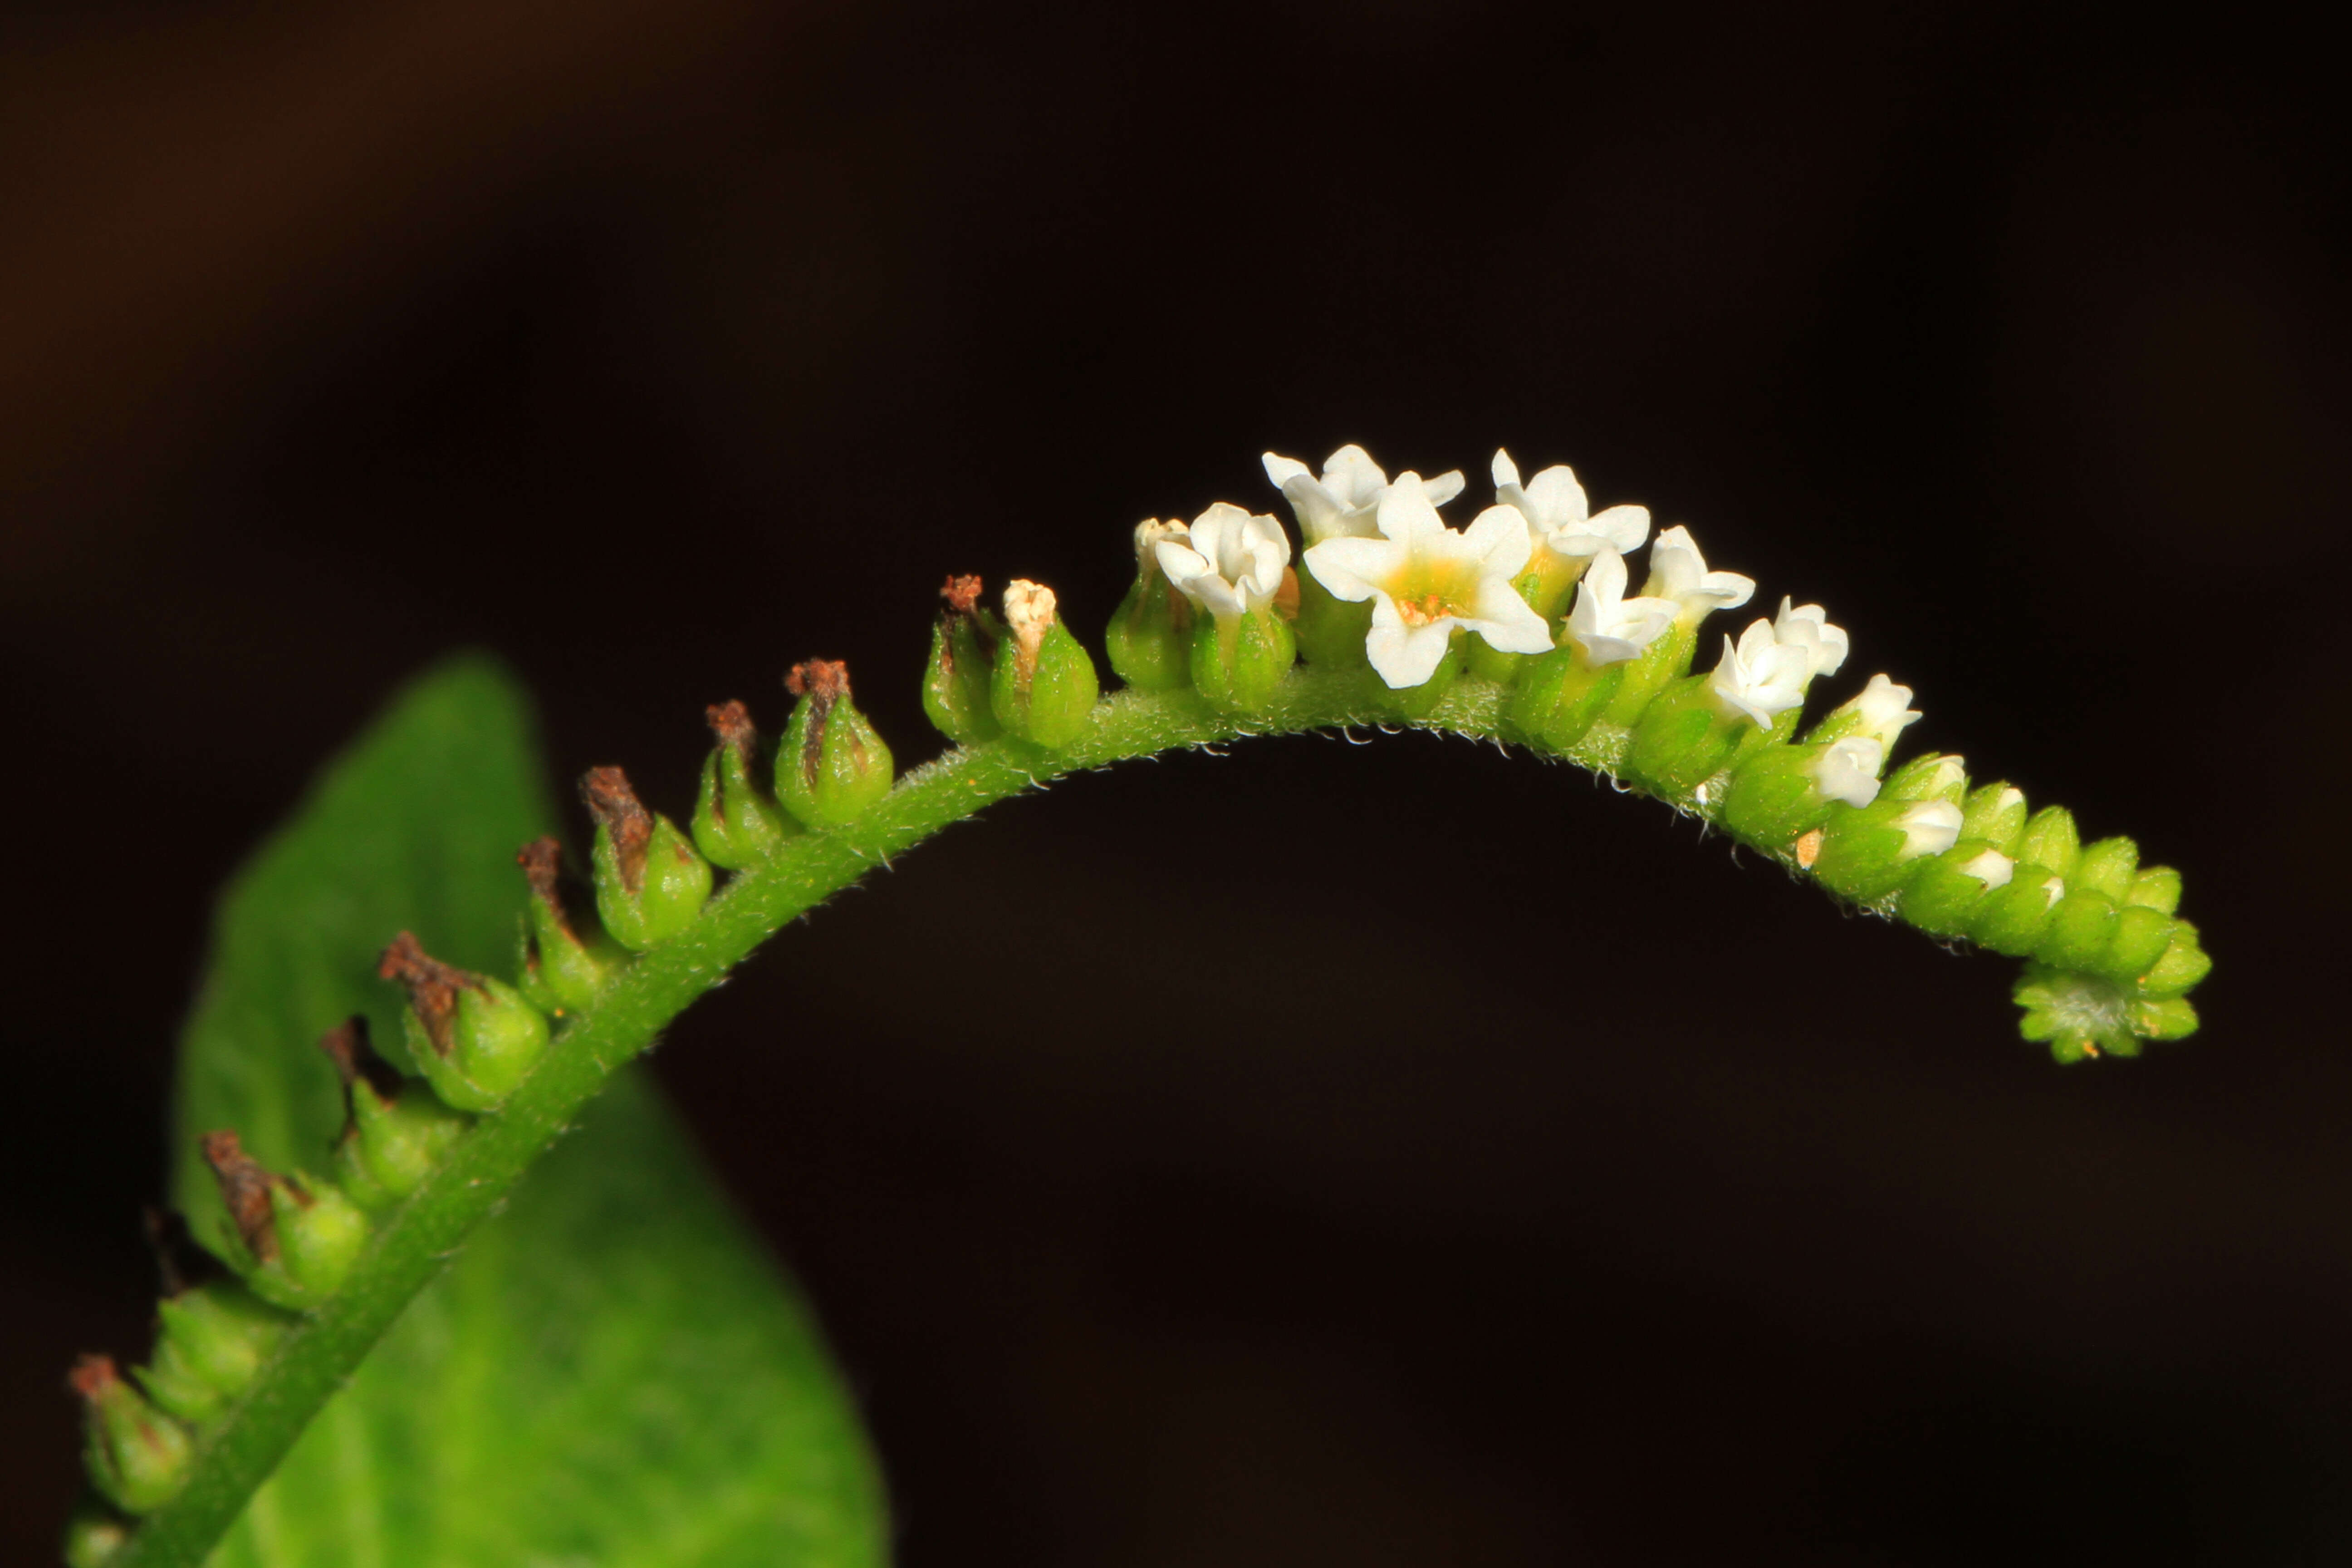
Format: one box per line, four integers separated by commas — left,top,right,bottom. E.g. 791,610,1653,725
73,1356,191,1514
138,1282,288,1425
778,660,897,826
2134,996,2200,1041
692,701,795,869
201,1132,370,1310
2072,835,2138,900
2139,921,2212,998
1882,752,1967,804
64,1501,131,1567
1504,644,1625,755
1600,619,1700,727
992,580,1100,747
1719,742,1839,852
1377,639,1465,720
2099,904,2179,984
1627,676,1748,795
1293,560,1373,668
1104,528,1196,692
1810,794,1959,905
380,932,552,1111
1958,781,2029,852
1965,862,2068,956
924,573,1008,742
2126,865,2183,914
2013,805,2081,877
1466,557,1578,685
1191,608,1297,715
318,1018,467,1208
1896,839,2011,938
2036,889,2120,972
583,768,715,946
515,838,625,1012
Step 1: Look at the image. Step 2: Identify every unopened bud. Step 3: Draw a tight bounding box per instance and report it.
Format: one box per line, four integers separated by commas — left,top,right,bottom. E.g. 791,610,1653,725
2012,805,2081,877
2098,903,2179,984
1626,675,1750,795
582,767,713,947
1190,608,1295,715
1504,645,1624,755
515,838,624,1011
1882,752,1967,805
693,701,795,868
64,1501,132,1567
2139,921,2212,998
779,660,896,827
2071,835,2139,900
2036,889,2121,972
1958,780,2029,852
924,575,1008,744
1896,840,2015,937
1105,525,1196,692
72,1355,192,1513
200,1132,369,1310
2126,865,2183,914
318,1018,467,1208
992,581,1100,747
1811,795,1964,904
1966,861,2069,956
379,932,551,1111
138,1281,289,1425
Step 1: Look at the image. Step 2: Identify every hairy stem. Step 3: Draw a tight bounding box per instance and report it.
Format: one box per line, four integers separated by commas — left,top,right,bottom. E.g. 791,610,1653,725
113,669,1502,1568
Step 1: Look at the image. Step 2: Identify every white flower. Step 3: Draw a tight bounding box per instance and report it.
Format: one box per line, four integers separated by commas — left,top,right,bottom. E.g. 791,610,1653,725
1303,473,1553,688
1895,799,1963,860
1772,598,1849,681
1490,449,1650,562
1956,847,2015,889
1564,548,1680,666
1262,445,1465,543
1155,503,1290,618
1132,518,1189,575
1642,525,1755,622
1839,673,1922,750
1812,735,1886,808
1708,618,1814,728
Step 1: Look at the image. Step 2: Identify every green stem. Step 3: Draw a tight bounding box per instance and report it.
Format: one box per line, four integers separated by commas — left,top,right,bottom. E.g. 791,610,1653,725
110,669,1497,1568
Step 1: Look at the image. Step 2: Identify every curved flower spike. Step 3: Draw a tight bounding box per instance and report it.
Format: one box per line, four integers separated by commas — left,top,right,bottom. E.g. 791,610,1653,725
1709,617,1815,728
1564,548,1680,666
1303,473,1551,689
1263,444,1465,543
1156,503,1290,617
1642,524,1756,622
1772,597,1850,681
1491,449,1651,562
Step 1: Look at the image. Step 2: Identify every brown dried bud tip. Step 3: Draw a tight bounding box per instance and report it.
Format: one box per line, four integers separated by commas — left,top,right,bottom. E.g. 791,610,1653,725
785,659,851,706
201,1130,289,1262
705,699,758,762
941,573,984,616
143,1207,222,1299
377,931,482,1058
69,1352,121,1403
516,837,579,936
317,1016,404,1108
579,767,653,896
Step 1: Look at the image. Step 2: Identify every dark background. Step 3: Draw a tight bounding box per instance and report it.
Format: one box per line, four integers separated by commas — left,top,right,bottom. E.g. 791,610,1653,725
2,1,2345,1563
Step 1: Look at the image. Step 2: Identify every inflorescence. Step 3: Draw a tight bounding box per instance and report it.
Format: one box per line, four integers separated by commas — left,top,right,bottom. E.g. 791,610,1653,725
65,443,2207,1567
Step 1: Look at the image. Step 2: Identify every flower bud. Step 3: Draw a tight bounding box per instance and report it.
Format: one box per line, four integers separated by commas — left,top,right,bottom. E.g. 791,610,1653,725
1293,557,1375,669
137,1281,289,1425
778,660,896,827
72,1356,192,1514
2098,903,2179,984
2012,805,2081,877
1896,840,2017,938
2134,996,2200,1041
515,838,624,1012
1597,617,1701,728
583,767,714,947
924,574,1006,744
992,580,1100,747
1190,608,1296,715
1104,525,1196,692
318,1018,467,1209
201,1132,370,1310
1882,752,1967,805
1811,795,1964,904
2126,865,2183,914
692,701,795,869
1627,675,1767,795
1504,645,1626,756
379,932,549,1111
2139,921,2212,998
1803,673,1921,753
1958,780,2029,853
2035,889,2121,972
65,1501,131,1567
1965,862,2069,956
2071,835,2138,900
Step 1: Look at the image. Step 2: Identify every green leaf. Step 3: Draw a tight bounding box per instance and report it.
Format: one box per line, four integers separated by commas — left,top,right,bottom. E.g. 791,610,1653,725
166,654,888,1567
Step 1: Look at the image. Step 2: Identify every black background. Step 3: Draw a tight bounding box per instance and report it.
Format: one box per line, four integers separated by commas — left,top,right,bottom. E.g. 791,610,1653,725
2,2,2346,1563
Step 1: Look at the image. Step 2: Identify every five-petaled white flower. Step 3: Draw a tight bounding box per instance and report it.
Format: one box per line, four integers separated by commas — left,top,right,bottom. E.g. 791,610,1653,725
1564,548,1680,666
1303,473,1553,689
1155,502,1290,618
1491,450,1651,562
1642,525,1755,622
1841,673,1922,751
1812,735,1886,808
1709,617,1815,728
1263,445,1465,543
1772,598,1849,681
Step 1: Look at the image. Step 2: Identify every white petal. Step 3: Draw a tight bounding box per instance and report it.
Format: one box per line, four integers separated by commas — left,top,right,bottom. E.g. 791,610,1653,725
1303,535,1399,602
1958,848,2015,889
1522,466,1588,528
1364,608,1455,690
1375,474,1446,543
1262,452,1311,489
1423,469,1466,507
1896,799,1964,860
1462,504,1535,576
1583,504,1651,555
1491,448,1521,491
1467,583,1554,653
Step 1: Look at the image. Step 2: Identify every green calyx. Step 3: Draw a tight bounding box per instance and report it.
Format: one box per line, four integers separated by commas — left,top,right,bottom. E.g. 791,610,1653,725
381,932,552,1112
1292,564,1374,668
925,574,1009,743
65,1502,132,1567
200,1132,372,1311
74,1357,192,1514
692,701,797,869
1105,548,1196,693
1190,609,1297,715
317,1017,470,1209
137,1284,289,1426
515,838,625,1012
992,584,1101,747
583,767,715,948
779,660,897,827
